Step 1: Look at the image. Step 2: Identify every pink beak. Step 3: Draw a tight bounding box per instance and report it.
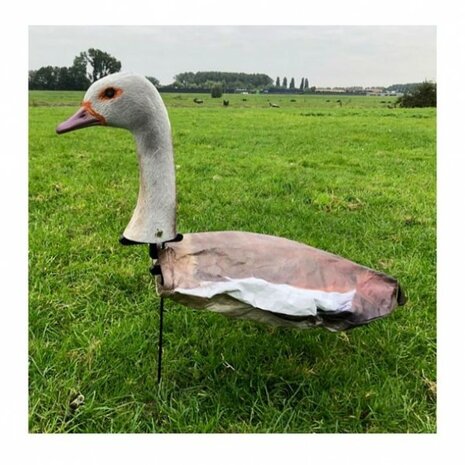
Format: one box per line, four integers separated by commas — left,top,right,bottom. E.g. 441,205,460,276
56,106,103,134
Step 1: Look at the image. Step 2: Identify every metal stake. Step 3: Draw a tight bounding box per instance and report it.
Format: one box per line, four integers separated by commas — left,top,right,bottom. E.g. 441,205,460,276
157,296,164,384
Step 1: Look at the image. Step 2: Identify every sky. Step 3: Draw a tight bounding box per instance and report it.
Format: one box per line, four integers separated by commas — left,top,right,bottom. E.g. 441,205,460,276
29,26,436,87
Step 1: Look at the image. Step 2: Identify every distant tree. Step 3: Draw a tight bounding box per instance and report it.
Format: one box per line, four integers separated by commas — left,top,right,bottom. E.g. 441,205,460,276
304,78,309,89
211,83,223,98
174,71,195,87
397,81,436,108
299,78,304,90
289,77,295,89
84,48,121,83
310,86,316,93
146,76,160,87
56,67,73,90
70,53,91,90
28,66,59,90
276,76,281,87
282,77,288,88
28,70,37,89
72,52,88,74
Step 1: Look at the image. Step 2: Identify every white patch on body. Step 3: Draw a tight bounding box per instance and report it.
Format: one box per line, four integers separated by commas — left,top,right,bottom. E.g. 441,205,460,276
175,277,355,316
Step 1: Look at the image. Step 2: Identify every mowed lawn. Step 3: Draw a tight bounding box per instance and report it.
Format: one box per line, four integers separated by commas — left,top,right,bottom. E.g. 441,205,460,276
29,91,436,433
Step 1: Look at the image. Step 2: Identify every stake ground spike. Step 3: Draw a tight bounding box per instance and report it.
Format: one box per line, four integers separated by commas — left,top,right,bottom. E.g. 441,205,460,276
157,296,164,384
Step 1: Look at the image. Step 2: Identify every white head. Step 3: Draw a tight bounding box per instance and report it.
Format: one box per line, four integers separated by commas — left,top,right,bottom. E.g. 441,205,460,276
56,72,165,134
56,72,177,245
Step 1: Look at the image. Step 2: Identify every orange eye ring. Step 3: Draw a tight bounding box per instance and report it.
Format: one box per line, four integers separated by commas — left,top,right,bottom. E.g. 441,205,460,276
98,87,123,100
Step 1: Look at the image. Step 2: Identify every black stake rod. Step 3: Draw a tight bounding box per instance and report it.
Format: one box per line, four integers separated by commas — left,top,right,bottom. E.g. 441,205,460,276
128,239,184,385
148,243,165,383
157,296,164,384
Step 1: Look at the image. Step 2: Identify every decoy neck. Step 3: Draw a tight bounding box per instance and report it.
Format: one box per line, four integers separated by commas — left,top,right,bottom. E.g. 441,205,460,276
56,72,177,245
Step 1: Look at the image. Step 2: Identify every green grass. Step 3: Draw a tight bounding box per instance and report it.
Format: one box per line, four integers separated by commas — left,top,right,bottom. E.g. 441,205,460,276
29,91,436,433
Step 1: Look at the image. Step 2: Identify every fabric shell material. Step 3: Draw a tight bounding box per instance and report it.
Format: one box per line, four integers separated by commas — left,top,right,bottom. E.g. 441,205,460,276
155,232,404,331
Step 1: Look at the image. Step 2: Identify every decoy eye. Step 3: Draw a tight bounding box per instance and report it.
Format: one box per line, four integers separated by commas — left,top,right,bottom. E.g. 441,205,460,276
104,87,116,98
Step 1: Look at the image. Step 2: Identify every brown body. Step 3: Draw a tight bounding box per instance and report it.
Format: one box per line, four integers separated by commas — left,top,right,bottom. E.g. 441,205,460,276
156,232,405,331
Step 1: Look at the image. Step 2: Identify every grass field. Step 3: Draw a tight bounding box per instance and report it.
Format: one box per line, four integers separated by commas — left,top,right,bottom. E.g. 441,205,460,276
29,90,436,433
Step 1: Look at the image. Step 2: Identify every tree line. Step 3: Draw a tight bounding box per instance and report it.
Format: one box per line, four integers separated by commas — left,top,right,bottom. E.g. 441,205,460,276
172,72,311,92
29,49,311,93
173,71,274,91
29,49,161,91
29,49,122,90
29,49,436,107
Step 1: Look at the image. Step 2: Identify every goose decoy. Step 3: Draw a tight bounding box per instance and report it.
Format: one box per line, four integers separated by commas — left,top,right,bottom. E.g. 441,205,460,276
56,72,405,334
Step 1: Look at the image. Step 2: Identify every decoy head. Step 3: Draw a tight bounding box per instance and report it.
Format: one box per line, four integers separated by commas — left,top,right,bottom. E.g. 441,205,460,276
56,72,160,135
56,72,177,245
